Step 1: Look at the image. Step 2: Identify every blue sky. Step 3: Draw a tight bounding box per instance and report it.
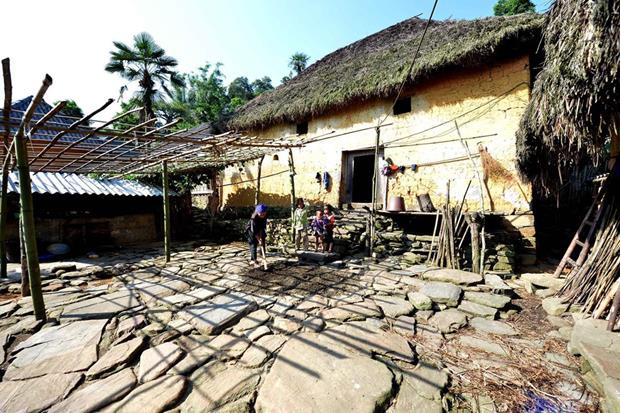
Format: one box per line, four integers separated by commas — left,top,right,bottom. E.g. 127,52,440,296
2,0,550,115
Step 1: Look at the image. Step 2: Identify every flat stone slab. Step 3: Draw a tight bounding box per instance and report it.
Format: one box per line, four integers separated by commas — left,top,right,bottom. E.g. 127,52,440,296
422,268,483,285
0,372,82,413
463,291,511,309
209,333,252,360
255,332,394,413
5,319,107,380
320,299,382,321
579,343,620,412
542,297,569,316
160,285,226,309
101,374,186,413
233,309,271,332
458,300,498,319
138,341,184,382
116,314,146,338
429,309,468,334
131,278,191,306
60,287,141,321
49,368,136,413
470,317,518,336
179,292,257,335
318,319,414,362
484,273,512,291
0,301,17,318
372,295,414,318
239,334,288,368
407,291,432,310
87,336,145,378
520,273,564,290
178,362,261,412
420,282,462,307
298,251,339,264
458,335,509,356
569,318,620,355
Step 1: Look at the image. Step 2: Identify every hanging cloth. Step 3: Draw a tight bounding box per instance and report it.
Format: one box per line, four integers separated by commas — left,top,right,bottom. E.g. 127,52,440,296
322,172,330,190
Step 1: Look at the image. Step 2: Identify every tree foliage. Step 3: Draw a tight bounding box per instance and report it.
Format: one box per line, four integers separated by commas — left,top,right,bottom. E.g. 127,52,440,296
493,0,536,16
105,32,185,122
282,52,310,83
55,100,84,119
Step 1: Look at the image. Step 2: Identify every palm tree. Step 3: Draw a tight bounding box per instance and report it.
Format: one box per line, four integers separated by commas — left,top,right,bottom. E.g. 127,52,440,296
289,52,310,76
105,32,185,122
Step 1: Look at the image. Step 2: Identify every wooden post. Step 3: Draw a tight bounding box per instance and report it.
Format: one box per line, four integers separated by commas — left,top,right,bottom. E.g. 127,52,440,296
369,127,380,256
13,75,53,321
162,160,171,263
465,212,483,274
288,149,296,243
608,284,620,332
0,156,9,279
255,155,265,205
1,58,12,279
19,215,30,296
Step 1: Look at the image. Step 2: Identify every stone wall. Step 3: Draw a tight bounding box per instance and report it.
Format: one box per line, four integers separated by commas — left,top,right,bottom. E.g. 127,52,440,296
221,55,532,214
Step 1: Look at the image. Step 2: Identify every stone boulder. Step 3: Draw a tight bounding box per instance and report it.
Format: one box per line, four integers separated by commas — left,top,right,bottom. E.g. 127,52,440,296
420,282,462,307
422,268,483,285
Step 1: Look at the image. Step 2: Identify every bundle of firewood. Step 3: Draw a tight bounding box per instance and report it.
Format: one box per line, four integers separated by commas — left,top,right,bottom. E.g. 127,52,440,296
559,175,620,329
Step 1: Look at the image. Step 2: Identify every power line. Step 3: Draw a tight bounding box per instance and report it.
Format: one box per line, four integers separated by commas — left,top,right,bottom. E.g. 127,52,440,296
379,0,439,127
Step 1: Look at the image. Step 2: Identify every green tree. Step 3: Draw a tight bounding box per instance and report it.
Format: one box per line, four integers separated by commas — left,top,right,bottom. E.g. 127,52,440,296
156,76,195,128
228,77,255,102
493,0,535,15
105,32,185,122
187,63,231,125
252,76,274,95
55,100,84,119
289,52,310,75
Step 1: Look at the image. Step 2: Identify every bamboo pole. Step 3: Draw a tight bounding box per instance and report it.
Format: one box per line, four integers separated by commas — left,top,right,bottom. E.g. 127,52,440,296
19,215,30,296
288,149,296,243
162,160,171,263
1,58,12,278
14,74,52,320
255,155,264,205
369,127,380,256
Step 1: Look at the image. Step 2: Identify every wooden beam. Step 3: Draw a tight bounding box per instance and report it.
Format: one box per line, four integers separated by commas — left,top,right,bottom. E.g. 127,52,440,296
369,127,380,256
255,155,265,205
31,98,114,164
57,118,157,172
162,160,171,263
14,74,52,320
36,106,143,171
1,58,12,278
288,148,296,243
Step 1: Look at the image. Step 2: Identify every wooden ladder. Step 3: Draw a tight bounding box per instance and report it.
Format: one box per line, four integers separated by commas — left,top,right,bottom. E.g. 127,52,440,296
553,177,608,277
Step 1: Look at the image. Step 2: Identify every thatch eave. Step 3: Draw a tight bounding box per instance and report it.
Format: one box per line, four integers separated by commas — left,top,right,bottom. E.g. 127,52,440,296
229,13,544,132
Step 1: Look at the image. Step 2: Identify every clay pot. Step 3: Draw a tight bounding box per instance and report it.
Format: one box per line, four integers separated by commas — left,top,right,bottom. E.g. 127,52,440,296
386,196,406,212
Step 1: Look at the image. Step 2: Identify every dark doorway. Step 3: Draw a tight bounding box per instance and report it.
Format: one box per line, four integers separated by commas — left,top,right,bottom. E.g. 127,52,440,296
342,149,385,206
351,154,374,202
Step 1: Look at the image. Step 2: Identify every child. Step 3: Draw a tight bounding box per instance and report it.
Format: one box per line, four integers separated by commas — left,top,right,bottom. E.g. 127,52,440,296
292,198,309,250
310,210,327,251
323,204,336,253
247,204,267,268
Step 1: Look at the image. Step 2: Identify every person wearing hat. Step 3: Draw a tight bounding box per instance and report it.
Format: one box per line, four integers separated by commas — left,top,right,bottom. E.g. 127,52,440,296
247,203,268,267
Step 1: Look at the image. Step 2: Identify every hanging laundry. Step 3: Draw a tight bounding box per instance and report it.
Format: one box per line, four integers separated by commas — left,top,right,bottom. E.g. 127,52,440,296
322,172,330,190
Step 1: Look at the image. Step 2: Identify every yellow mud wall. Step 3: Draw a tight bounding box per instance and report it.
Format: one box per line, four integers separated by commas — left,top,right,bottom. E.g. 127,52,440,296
221,55,532,213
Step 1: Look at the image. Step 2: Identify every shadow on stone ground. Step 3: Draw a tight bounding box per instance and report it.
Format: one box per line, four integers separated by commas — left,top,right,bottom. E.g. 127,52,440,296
0,241,605,412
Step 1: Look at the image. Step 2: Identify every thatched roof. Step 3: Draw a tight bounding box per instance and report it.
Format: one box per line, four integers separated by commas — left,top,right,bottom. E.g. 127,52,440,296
230,13,543,131
516,0,620,194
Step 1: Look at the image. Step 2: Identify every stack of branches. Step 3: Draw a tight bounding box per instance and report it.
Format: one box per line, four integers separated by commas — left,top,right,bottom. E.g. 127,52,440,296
431,204,471,270
559,175,620,326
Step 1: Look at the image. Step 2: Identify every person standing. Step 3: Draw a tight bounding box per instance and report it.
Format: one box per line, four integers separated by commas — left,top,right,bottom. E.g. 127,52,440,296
247,204,268,267
310,210,327,251
293,198,309,250
324,204,336,253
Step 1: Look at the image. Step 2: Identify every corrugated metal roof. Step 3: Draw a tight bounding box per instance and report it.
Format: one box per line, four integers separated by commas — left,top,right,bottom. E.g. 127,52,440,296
3,172,165,197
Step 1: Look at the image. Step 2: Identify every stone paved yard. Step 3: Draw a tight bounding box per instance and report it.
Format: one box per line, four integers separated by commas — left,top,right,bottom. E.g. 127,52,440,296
0,242,601,412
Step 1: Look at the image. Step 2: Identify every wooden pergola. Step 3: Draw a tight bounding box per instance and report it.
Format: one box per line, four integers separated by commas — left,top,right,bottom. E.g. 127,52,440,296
0,58,304,320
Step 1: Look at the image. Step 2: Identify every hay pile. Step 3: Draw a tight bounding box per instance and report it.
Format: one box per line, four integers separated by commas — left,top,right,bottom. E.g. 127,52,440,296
516,0,620,194
230,14,542,131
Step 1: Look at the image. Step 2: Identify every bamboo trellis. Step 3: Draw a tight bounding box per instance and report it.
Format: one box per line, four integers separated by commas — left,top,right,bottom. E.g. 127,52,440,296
0,57,309,319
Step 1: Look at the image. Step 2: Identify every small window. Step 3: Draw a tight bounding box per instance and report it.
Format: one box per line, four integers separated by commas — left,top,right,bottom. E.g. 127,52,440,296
296,121,308,135
393,97,411,115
